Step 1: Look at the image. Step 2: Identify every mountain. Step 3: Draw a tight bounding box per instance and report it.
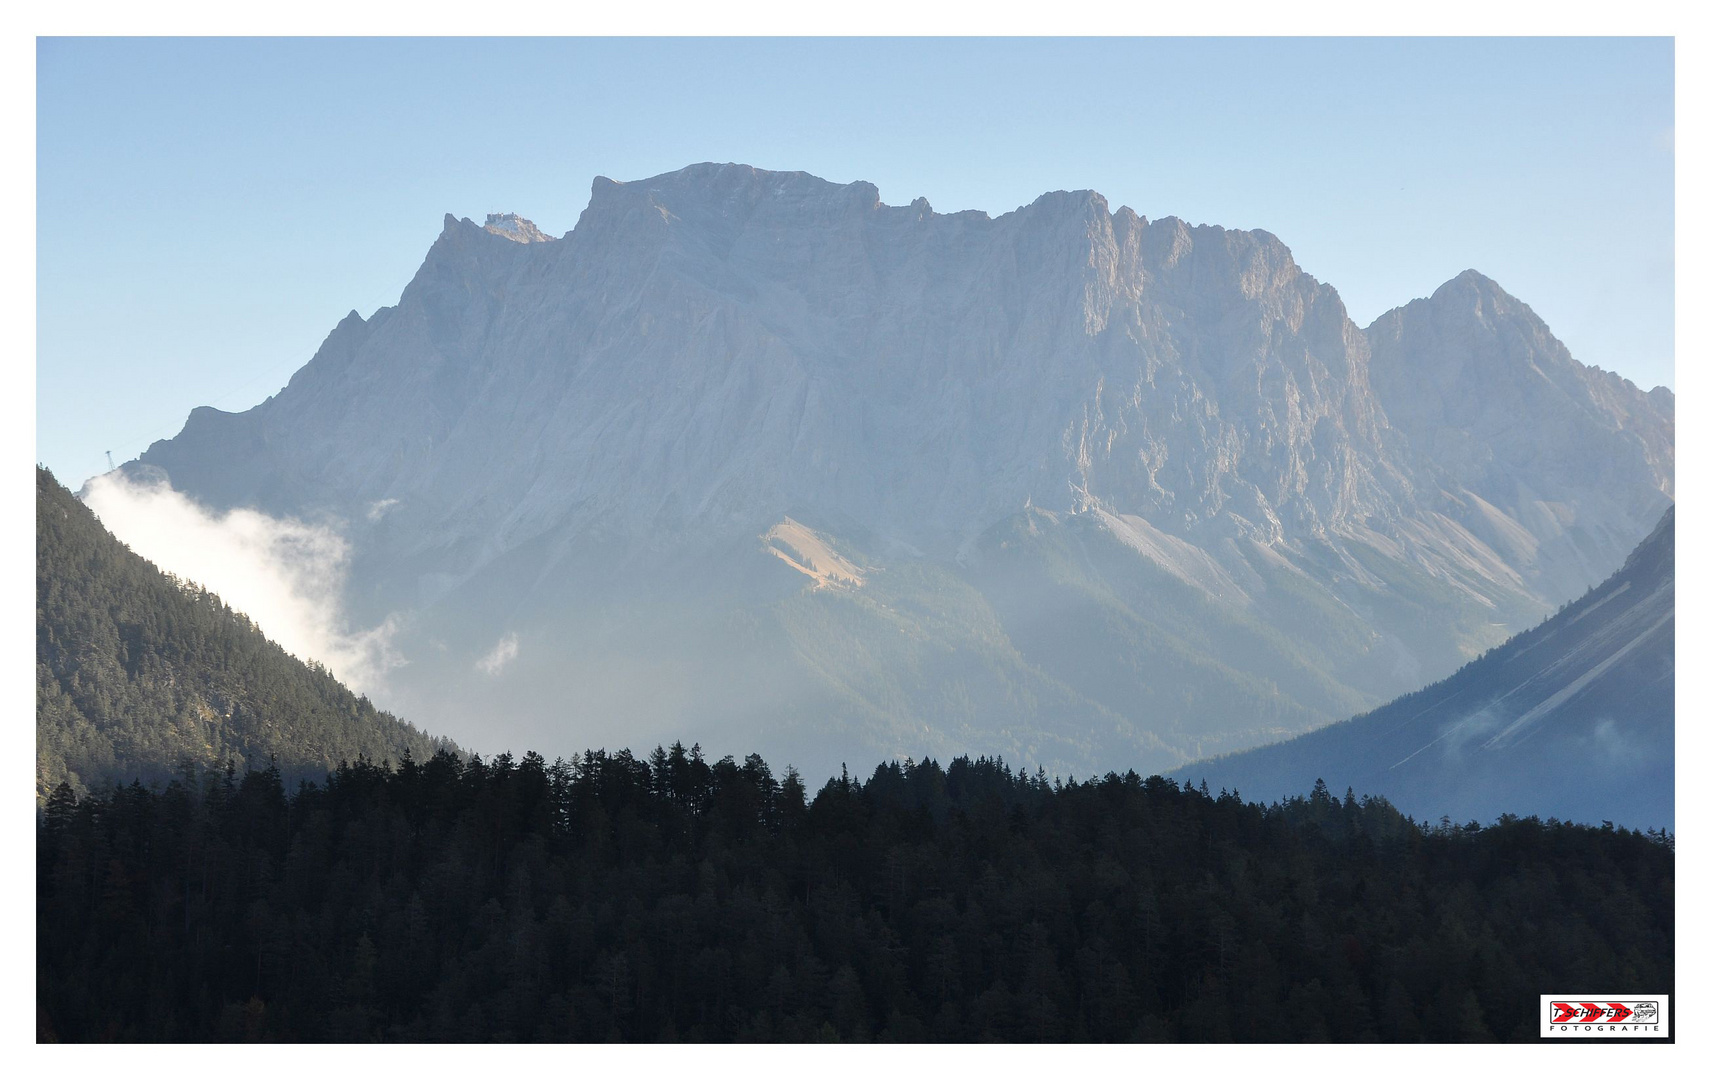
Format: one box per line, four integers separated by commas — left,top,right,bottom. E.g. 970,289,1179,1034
1182,506,1674,828
36,467,455,799
123,163,1673,781
1367,269,1676,602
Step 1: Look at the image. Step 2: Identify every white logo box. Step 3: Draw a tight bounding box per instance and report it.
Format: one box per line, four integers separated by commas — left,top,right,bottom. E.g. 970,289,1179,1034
1539,995,1670,1038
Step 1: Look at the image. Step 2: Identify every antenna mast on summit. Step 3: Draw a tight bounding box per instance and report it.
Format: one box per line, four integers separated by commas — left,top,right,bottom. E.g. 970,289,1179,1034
106,451,115,472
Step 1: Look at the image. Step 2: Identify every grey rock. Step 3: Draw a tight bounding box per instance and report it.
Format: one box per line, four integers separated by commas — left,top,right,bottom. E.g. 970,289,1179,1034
1365,269,1673,601
482,212,556,244
128,163,1674,781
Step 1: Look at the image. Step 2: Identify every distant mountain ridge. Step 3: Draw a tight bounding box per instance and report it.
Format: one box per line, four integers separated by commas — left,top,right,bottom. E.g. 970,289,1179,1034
37,468,455,799
1183,506,1674,828
123,163,1673,780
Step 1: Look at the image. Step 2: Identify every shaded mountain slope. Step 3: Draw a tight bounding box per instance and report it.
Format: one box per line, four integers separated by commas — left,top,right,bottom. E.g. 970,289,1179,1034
36,467,456,799
1184,506,1674,828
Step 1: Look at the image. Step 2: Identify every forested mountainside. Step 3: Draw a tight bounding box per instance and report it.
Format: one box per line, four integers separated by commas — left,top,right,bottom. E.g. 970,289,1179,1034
122,162,1674,782
37,751,1672,1042
36,467,454,799
1185,507,1674,828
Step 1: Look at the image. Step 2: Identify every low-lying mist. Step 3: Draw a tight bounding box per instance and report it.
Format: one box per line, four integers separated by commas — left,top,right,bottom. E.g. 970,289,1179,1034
80,469,406,702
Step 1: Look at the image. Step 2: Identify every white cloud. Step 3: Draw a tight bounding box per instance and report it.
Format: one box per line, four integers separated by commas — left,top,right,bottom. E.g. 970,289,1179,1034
476,632,520,676
366,498,401,522
80,470,405,698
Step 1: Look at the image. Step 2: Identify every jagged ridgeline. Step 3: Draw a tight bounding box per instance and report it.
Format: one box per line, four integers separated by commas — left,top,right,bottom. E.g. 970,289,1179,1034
35,467,455,799
129,163,1673,782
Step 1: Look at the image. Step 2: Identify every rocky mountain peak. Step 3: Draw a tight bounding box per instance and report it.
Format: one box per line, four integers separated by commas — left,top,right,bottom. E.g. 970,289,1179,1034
124,161,1673,782
142,164,1669,576
582,163,880,227
1364,265,1672,600
1020,188,1110,216
1418,268,1539,327
482,213,555,244
1441,266,1505,293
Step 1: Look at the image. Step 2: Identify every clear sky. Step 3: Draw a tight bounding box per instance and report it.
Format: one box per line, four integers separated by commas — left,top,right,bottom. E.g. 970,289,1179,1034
36,37,1674,485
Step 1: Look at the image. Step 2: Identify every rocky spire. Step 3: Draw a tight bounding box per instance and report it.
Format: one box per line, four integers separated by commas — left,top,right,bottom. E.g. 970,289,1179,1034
482,213,555,244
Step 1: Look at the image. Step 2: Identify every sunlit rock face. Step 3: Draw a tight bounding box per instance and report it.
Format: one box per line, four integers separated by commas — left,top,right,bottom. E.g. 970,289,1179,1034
1366,269,1673,602
129,163,1673,782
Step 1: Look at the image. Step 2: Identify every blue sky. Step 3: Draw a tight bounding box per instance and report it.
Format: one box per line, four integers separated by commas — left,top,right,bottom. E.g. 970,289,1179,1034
36,37,1674,485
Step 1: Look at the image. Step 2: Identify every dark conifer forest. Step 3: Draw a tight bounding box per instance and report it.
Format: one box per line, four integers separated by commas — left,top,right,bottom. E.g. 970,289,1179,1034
37,748,1673,1043
36,467,454,800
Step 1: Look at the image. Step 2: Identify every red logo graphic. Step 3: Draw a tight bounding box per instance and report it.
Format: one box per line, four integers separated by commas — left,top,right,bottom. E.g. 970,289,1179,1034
1541,995,1666,1038
1550,1001,1648,1024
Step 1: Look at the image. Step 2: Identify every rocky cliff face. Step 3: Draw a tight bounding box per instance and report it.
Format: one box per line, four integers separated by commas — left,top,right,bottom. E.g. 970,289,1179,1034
127,163,1673,779
1366,269,1674,601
